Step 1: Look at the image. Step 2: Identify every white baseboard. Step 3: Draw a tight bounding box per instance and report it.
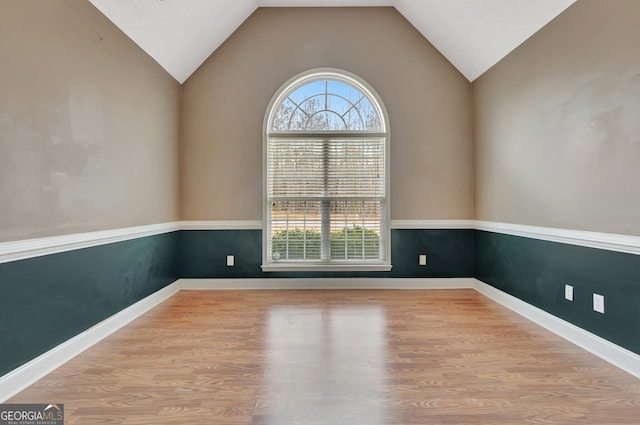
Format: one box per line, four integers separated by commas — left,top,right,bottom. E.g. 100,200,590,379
473,279,640,379
0,280,182,403
178,277,476,290
181,277,640,378
2,278,638,403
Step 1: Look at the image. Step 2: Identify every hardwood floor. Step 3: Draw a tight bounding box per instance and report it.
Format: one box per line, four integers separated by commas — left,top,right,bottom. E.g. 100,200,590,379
9,289,640,424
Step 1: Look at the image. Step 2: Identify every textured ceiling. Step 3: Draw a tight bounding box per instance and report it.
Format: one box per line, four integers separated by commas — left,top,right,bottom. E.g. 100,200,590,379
88,0,576,84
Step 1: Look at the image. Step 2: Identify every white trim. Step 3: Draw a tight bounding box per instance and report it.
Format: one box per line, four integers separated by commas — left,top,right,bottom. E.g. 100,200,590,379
473,279,640,379
261,263,393,272
262,68,392,271
185,220,639,257
0,280,182,403
391,219,476,229
2,219,639,266
270,131,388,139
0,221,265,264
0,222,180,264
178,220,262,230
475,221,640,256
2,278,638,402
179,277,475,290
177,219,640,258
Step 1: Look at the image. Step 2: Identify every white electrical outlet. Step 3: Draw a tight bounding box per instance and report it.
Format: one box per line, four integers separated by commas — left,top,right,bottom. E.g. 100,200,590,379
593,293,605,314
226,255,235,267
419,254,427,266
565,284,574,301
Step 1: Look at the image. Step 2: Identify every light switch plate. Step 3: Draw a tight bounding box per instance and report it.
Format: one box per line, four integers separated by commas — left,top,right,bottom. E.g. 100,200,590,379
419,254,427,266
226,255,234,267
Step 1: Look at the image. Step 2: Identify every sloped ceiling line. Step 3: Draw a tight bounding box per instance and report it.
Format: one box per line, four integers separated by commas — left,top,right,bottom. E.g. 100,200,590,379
88,0,576,84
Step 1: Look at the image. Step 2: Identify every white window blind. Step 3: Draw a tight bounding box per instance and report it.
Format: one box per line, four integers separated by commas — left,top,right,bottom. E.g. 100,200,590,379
263,69,390,271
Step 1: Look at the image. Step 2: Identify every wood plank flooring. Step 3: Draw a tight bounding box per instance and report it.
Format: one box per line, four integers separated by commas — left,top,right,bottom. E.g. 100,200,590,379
9,289,640,424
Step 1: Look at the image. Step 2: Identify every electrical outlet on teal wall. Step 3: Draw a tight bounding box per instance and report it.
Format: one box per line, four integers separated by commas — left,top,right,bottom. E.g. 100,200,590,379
3,227,640,381
475,230,640,356
178,229,475,279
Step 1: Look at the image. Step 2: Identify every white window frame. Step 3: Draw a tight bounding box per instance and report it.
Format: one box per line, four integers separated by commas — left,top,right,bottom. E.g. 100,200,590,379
262,68,391,272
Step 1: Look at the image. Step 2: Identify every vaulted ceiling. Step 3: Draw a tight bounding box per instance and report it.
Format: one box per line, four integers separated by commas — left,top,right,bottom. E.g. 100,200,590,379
88,0,576,84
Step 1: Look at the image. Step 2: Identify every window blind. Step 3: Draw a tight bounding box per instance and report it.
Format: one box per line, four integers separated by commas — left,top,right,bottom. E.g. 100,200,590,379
267,137,385,262
263,71,389,270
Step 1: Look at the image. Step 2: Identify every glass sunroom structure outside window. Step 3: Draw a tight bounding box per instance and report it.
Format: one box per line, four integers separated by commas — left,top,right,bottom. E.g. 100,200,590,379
263,69,390,271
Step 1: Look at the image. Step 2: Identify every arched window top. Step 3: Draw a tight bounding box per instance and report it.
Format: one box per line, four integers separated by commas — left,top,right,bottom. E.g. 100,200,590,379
268,69,386,133
263,69,390,271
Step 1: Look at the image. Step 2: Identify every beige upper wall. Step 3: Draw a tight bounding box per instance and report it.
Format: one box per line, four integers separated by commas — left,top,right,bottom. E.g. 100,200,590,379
474,0,640,236
0,0,181,242
180,7,474,221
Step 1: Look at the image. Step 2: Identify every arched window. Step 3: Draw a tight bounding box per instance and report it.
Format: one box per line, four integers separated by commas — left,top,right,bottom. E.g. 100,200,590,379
262,69,390,271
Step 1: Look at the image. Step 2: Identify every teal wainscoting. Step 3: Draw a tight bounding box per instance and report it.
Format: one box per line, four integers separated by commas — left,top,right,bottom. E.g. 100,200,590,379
9,227,635,379
0,232,179,377
475,230,640,356
178,229,475,279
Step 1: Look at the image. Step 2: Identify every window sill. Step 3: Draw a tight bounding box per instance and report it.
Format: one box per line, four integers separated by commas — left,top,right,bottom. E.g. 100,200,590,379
261,263,393,272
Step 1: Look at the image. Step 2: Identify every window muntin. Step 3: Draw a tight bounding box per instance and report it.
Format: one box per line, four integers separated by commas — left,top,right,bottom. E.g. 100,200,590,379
271,79,382,132
263,69,390,271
